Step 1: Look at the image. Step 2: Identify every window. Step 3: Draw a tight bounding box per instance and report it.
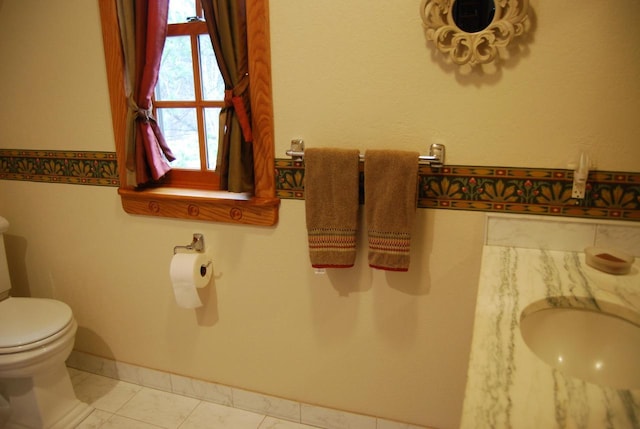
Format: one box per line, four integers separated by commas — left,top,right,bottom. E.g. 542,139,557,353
156,0,222,189
98,0,279,226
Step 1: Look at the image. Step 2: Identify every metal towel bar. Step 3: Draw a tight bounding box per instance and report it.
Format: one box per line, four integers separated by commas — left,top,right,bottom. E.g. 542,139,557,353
285,140,445,167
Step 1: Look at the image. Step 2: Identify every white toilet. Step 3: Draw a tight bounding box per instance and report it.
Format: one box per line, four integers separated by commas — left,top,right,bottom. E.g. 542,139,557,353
0,216,92,428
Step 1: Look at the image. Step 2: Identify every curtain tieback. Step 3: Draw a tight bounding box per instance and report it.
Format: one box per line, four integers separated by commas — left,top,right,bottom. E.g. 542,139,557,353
224,89,253,143
129,96,156,123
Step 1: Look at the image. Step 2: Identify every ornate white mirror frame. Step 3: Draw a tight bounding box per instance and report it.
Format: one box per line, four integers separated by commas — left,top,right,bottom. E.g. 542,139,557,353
420,0,530,66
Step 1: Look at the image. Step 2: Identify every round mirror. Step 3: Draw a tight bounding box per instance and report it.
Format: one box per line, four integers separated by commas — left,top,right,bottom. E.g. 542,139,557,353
421,0,530,66
452,0,496,33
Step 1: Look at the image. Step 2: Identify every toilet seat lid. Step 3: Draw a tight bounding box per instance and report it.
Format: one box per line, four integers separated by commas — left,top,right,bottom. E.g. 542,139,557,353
0,297,73,348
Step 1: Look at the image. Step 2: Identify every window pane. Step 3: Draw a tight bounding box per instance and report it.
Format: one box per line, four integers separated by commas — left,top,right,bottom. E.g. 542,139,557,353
204,108,221,170
156,108,200,169
168,0,196,24
156,36,195,101
199,35,225,101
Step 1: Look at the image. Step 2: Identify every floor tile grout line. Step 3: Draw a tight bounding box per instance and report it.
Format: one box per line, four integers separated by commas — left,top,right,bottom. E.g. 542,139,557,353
117,385,203,429
73,373,161,427
110,411,166,429
175,399,202,429
94,404,165,429
110,382,143,417
256,414,268,428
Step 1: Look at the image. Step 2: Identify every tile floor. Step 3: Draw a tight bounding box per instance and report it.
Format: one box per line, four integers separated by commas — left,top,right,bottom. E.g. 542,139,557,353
70,368,319,429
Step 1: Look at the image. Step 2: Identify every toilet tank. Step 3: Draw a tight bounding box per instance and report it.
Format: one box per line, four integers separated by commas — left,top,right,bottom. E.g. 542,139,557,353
0,216,12,296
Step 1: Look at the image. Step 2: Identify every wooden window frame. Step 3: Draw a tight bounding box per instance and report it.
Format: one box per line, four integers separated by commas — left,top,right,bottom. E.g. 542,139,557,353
98,0,279,226
155,18,222,190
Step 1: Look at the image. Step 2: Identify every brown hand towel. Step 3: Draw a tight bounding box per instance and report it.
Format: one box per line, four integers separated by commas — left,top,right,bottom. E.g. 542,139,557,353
305,148,360,268
365,150,420,271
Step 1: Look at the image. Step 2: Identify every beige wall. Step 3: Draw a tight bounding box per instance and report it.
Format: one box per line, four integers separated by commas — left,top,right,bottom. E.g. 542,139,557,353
270,0,640,171
0,1,638,428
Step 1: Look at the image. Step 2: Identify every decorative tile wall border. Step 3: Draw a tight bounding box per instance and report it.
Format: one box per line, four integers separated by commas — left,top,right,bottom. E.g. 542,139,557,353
0,149,119,187
1,151,638,222
275,159,640,222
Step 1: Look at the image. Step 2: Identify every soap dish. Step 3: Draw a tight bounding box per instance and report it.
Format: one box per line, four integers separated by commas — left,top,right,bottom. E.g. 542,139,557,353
584,246,634,275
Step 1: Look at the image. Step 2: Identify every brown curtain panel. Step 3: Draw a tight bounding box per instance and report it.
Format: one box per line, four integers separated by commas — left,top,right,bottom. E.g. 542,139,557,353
117,0,175,186
202,0,254,193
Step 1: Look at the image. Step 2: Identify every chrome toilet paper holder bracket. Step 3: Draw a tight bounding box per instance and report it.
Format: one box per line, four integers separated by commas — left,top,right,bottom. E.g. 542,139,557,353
174,233,205,254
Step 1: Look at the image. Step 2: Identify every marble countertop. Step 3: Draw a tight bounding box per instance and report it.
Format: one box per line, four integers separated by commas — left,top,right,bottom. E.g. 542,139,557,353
460,245,640,429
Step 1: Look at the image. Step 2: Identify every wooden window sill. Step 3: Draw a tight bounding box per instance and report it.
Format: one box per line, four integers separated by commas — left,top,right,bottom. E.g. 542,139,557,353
118,187,280,226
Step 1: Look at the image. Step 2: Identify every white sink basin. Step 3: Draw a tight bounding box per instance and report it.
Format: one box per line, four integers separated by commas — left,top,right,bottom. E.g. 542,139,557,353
520,303,640,389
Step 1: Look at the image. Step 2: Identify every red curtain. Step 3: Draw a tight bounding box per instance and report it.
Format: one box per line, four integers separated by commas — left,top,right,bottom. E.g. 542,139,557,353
117,0,175,186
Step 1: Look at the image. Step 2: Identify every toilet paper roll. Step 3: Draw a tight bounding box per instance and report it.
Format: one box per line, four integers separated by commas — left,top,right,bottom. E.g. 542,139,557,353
169,252,213,309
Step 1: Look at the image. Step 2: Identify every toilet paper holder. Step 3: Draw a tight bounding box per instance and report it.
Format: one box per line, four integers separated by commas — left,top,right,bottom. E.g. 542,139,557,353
174,233,206,255
170,234,213,308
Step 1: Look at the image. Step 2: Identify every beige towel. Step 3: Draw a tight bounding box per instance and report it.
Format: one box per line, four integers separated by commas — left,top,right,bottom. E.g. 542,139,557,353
365,150,419,271
305,148,360,268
